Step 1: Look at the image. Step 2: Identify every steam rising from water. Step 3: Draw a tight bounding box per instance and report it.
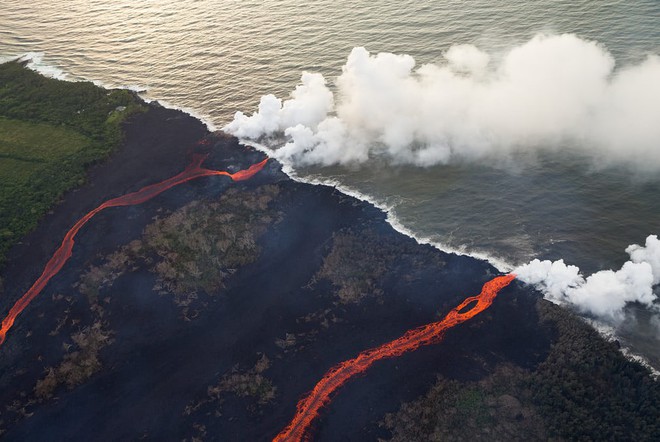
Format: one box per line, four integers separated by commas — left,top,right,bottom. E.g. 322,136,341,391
226,34,660,337
225,34,660,170
516,235,660,323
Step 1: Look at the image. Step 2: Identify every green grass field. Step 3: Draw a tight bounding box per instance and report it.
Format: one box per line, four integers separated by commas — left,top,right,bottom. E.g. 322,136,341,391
0,61,147,266
0,117,90,187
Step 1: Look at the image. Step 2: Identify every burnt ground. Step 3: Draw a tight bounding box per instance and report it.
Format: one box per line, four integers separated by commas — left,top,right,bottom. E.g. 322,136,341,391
0,105,655,441
1,102,208,305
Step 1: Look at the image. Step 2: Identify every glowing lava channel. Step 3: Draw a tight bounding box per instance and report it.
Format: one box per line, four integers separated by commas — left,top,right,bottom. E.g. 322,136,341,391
274,273,516,442
0,153,268,346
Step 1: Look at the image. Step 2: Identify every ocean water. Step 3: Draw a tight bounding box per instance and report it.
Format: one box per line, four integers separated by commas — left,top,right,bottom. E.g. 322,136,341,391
1,1,660,367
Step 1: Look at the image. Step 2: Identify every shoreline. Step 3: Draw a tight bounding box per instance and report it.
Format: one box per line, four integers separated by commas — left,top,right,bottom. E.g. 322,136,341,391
239,142,660,377
3,51,511,270
2,52,220,132
1,58,658,440
0,104,512,438
240,140,515,273
3,54,658,376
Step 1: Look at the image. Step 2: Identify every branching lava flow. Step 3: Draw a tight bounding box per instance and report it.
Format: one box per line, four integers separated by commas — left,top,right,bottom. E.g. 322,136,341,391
274,273,516,441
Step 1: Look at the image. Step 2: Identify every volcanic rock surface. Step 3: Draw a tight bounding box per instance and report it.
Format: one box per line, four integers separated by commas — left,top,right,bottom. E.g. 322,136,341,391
1,103,658,441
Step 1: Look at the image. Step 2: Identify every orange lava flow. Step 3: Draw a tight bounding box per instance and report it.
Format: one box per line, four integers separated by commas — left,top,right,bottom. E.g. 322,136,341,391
0,154,268,347
274,273,517,442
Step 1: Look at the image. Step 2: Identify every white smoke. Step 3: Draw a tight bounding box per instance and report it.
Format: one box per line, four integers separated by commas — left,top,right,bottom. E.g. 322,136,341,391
224,34,660,169
224,72,334,139
515,235,660,322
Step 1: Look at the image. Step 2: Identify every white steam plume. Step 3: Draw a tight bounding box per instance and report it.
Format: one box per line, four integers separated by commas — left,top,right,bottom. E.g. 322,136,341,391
515,235,660,322
224,72,333,139
224,34,660,169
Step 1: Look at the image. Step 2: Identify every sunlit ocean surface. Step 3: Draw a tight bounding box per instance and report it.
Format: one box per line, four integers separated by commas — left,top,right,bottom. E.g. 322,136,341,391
1,0,660,366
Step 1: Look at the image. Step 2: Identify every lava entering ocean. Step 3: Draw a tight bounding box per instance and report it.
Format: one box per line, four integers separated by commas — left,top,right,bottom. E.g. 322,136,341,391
2,142,515,441
0,152,268,346
274,273,516,442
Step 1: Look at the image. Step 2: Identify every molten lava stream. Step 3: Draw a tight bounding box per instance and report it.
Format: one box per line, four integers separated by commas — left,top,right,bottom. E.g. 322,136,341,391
274,273,516,442
0,154,269,346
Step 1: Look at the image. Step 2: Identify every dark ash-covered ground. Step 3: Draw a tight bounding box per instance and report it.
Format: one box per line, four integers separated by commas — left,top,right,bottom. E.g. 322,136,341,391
0,105,658,441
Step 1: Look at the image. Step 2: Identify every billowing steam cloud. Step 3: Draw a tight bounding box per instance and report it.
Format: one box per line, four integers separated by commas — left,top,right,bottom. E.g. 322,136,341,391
224,34,660,168
515,235,660,322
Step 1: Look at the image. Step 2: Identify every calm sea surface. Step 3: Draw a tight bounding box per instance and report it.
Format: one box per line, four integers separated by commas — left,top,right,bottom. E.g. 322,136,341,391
1,0,660,366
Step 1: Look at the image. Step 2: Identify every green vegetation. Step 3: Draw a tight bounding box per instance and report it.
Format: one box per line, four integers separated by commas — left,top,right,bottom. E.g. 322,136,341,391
0,117,89,184
383,365,547,441
0,287,113,430
383,300,660,441
32,294,113,402
76,185,282,317
34,321,113,400
532,301,660,440
143,185,281,302
0,61,146,265
315,230,395,303
184,353,277,418
315,228,446,303
213,354,277,406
